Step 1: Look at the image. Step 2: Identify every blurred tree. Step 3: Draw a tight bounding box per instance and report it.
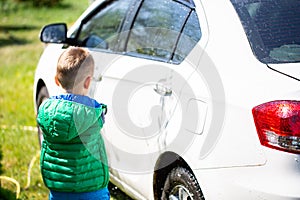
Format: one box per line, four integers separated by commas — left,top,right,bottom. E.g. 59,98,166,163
0,0,7,11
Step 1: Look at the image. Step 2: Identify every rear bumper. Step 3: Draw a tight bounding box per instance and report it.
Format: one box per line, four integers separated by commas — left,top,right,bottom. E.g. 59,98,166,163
194,148,300,200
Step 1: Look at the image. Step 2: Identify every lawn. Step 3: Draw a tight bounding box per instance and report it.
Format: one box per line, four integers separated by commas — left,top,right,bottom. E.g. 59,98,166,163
0,1,131,199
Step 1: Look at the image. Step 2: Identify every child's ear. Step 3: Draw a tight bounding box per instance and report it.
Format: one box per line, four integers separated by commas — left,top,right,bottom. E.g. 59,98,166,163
84,76,92,89
55,76,60,86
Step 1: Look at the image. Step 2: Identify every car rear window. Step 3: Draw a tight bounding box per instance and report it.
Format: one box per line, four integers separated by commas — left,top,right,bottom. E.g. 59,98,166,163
231,0,300,64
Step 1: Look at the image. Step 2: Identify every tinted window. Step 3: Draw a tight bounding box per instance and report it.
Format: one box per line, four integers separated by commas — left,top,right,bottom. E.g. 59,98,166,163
126,0,193,62
231,0,300,63
78,0,133,50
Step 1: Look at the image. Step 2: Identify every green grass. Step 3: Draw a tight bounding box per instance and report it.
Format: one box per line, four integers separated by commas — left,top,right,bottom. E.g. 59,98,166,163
0,127,46,199
0,1,132,199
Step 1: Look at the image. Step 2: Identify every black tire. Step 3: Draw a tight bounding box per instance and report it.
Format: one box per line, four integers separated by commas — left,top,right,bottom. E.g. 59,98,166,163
36,86,49,146
161,167,204,200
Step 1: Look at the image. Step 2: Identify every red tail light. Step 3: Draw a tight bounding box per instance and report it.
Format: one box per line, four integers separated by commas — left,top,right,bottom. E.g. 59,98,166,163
252,100,300,154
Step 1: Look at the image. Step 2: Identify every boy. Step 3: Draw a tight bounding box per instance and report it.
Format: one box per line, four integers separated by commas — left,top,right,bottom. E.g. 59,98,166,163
37,47,110,200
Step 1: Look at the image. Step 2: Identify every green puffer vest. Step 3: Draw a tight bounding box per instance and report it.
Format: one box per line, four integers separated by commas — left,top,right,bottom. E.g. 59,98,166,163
37,95,109,192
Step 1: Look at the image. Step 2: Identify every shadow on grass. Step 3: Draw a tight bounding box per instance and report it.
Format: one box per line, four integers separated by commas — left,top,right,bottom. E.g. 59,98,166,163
108,182,133,200
0,25,37,32
0,188,17,200
0,37,29,47
51,2,72,9
0,145,18,200
0,25,37,47
0,0,72,10
0,145,16,200
18,0,73,9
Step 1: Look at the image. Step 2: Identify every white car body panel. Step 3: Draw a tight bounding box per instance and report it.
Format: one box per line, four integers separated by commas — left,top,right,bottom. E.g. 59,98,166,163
34,0,300,199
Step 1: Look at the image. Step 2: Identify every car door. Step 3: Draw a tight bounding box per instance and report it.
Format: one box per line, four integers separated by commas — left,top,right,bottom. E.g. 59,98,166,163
75,0,205,197
71,0,138,182
90,0,195,174
91,0,204,197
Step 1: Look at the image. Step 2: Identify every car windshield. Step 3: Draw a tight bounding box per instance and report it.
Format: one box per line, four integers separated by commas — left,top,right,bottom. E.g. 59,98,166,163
231,0,300,64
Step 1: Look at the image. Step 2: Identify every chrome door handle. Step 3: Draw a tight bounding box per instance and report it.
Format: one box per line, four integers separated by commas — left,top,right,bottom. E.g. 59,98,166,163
154,83,172,96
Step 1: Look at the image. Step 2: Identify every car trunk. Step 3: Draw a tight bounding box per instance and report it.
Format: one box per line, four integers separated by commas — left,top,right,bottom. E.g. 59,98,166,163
268,63,300,82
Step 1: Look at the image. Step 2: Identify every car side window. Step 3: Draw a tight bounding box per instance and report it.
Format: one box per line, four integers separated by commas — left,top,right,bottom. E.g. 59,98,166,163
78,0,133,50
173,10,202,63
126,0,192,62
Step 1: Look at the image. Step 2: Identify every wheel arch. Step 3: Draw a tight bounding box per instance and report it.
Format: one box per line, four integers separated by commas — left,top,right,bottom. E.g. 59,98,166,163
35,79,50,115
153,151,197,200
35,79,46,104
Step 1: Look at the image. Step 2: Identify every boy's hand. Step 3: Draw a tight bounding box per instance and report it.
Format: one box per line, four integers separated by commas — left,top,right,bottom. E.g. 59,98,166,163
101,104,107,123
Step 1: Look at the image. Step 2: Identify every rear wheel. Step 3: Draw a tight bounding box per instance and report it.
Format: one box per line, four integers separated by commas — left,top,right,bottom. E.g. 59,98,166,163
161,167,204,200
36,86,49,146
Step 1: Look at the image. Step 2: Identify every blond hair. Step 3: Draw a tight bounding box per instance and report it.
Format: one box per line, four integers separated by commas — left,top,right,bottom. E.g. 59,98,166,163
56,47,94,91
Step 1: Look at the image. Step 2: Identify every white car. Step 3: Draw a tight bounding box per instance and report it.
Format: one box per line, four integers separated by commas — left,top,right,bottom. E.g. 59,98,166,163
34,0,300,199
